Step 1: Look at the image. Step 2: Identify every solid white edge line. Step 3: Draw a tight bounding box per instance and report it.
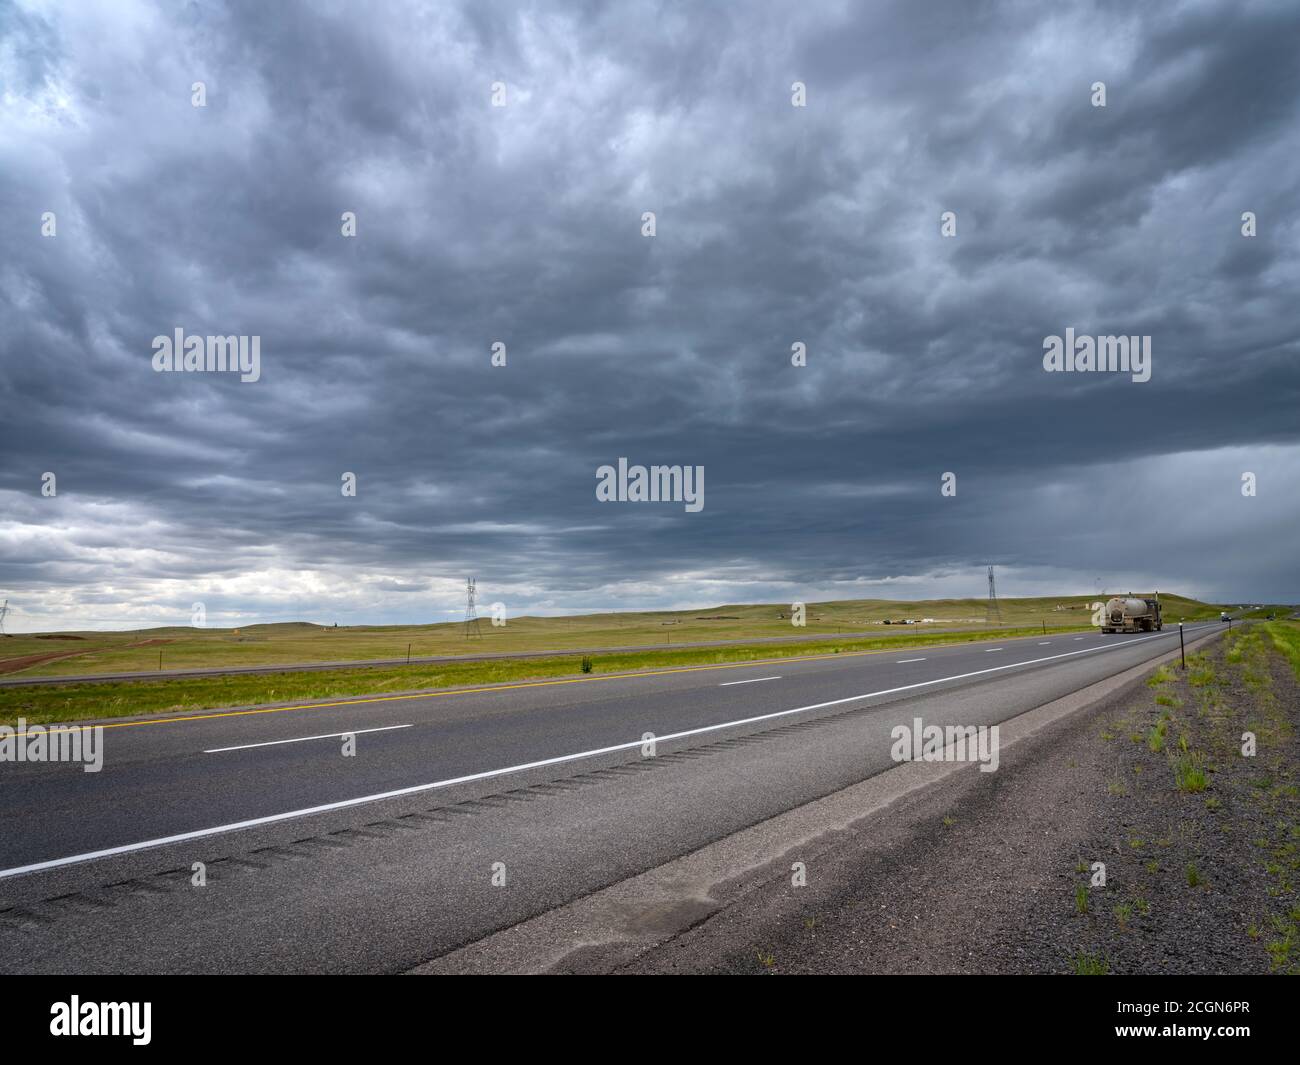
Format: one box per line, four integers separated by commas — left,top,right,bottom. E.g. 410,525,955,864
0,624,1210,880
203,724,412,754
718,676,781,686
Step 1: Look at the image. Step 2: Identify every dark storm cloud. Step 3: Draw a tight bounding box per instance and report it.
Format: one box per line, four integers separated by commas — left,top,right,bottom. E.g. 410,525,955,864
1,0,1298,630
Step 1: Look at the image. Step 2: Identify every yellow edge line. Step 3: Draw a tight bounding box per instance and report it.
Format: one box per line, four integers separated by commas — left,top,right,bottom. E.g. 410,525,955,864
34,630,1086,735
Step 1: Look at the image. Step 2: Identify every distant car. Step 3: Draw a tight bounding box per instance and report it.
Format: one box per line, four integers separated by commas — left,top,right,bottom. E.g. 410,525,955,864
1220,612,1231,622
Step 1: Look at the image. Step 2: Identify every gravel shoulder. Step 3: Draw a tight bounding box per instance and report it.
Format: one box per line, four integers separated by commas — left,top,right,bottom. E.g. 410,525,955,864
617,625,1300,975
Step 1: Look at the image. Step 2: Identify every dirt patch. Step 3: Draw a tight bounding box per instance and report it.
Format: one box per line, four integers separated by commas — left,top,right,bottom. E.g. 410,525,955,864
126,639,173,647
0,650,91,675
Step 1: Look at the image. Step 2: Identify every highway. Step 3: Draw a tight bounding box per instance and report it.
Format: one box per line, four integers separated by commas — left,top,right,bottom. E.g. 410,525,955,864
0,622,1037,686
0,621,1223,973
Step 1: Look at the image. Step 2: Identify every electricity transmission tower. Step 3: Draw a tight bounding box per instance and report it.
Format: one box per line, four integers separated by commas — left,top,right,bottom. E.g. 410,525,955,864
986,565,1002,624
463,578,481,638
0,599,8,635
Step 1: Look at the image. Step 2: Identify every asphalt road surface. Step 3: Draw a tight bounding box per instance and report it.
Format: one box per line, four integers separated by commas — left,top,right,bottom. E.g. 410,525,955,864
0,621,1224,973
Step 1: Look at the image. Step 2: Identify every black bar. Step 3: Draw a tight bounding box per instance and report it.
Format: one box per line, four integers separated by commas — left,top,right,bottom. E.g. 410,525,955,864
3,976,1293,1050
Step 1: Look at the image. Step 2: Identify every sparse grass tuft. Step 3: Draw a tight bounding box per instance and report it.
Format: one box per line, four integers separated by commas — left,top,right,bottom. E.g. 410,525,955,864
1147,665,1175,687
1174,754,1209,794
1070,952,1110,975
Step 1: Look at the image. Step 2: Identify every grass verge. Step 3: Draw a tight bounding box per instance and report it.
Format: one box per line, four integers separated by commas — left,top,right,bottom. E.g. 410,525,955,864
0,623,1092,727
1071,622,1300,973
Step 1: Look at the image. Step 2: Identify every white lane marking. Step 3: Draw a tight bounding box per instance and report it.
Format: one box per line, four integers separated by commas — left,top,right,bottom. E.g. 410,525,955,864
719,676,781,686
896,658,927,663
1074,637,1085,641
1038,641,1051,645
204,724,412,754
985,647,1003,652
0,625,1208,880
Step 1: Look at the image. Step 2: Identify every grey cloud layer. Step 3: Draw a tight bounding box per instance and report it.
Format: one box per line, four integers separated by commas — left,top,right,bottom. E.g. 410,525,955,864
1,0,1298,629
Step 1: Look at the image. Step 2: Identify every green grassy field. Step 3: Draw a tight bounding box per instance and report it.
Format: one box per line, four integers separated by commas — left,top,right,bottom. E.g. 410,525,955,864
0,592,1229,679
1262,619,1300,676
0,622,1107,727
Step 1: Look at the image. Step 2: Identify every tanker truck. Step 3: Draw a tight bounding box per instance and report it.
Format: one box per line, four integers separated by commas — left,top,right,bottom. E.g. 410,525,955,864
1099,593,1163,633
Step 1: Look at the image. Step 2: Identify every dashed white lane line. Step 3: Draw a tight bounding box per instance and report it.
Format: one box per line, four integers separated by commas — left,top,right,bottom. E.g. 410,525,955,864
204,724,412,754
1074,637,1086,641
985,647,1003,652
1038,641,1052,645
719,676,781,687
896,658,927,663
0,625,1207,880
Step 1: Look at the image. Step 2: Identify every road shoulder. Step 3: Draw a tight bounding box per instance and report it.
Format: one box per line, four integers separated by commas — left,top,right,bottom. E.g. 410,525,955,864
413,626,1294,974
620,626,1298,974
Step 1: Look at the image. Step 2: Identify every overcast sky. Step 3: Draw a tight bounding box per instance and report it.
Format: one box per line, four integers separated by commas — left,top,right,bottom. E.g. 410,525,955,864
2,0,1298,632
